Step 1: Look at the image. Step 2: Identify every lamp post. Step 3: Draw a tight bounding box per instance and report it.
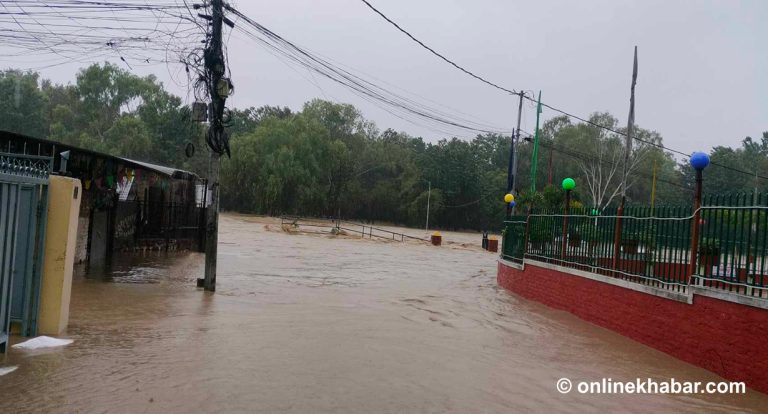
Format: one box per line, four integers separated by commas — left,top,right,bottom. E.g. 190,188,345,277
504,193,514,219
561,178,576,260
688,152,709,279
425,180,431,231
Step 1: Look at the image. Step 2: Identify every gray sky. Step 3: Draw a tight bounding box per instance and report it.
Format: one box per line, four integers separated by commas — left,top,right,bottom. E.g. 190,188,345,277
5,0,767,154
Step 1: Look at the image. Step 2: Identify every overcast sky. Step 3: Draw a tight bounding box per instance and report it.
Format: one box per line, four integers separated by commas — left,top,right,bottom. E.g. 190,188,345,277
6,0,767,155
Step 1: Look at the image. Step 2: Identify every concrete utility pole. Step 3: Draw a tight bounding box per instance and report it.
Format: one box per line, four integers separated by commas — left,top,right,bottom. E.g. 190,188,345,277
620,46,638,202
530,91,542,193
203,0,228,292
506,91,525,215
511,92,525,193
612,46,638,269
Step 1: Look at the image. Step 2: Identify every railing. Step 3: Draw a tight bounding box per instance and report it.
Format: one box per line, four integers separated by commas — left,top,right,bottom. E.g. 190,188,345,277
501,216,526,263
336,219,426,242
280,216,426,242
524,206,692,292
696,194,768,298
504,194,768,299
0,152,53,184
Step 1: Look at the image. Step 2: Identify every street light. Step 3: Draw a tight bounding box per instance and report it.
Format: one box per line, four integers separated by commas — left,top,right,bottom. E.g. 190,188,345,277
425,180,431,231
561,177,576,260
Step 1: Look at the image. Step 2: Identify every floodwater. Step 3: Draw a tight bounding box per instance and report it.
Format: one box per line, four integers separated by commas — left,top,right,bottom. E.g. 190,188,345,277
1,214,766,413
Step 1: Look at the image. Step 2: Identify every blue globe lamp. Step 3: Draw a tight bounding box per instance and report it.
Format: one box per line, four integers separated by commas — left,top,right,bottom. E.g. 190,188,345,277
690,152,710,171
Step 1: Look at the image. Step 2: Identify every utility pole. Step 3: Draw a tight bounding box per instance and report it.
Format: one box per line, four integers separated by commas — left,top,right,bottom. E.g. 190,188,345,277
547,139,554,186
530,91,542,193
612,46,638,270
425,180,430,231
202,0,228,292
511,92,525,194
620,46,638,204
506,91,525,214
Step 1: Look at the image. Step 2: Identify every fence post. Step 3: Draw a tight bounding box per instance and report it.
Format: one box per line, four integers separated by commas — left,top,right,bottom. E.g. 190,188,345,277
688,152,710,282
561,191,571,260
612,204,623,273
523,207,531,260
561,178,575,261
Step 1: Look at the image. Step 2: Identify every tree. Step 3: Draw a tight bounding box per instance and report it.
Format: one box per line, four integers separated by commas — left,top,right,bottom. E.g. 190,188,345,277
228,105,292,138
6,63,760,231
0,70,47,138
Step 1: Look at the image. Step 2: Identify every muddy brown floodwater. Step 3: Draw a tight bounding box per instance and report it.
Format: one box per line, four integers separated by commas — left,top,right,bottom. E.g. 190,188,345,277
1,214,766,413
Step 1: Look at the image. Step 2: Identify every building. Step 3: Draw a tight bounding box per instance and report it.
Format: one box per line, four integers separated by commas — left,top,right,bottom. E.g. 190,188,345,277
0,130,207,265
2,130,208,347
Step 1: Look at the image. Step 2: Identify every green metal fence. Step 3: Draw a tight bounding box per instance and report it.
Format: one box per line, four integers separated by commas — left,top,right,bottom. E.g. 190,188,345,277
697,193,768,298
521,206,693,292
501,195,768,299
501,216,526,263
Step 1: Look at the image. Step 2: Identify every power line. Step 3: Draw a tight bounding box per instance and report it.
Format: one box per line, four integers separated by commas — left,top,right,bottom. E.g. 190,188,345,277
357,0,765,181
537,140,692,191
528,96,768,180
0,0,202,72
226,5,514,137
358,0,519,96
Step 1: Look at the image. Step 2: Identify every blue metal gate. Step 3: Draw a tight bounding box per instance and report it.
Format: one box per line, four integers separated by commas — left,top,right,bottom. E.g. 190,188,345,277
0,152,50,352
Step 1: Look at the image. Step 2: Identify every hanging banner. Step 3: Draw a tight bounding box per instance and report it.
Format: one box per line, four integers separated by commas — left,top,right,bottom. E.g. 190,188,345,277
117,175,135,201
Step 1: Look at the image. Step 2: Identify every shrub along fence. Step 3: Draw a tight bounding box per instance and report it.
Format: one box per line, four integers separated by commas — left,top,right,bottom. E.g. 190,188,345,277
502,193,768,300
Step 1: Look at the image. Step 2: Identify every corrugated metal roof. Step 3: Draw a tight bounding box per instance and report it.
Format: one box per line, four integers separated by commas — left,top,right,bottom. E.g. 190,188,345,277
1,130,199,180
119,158,199,179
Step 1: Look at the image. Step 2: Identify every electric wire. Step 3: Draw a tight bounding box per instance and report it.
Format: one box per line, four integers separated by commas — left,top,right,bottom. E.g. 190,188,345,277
357,0,763,180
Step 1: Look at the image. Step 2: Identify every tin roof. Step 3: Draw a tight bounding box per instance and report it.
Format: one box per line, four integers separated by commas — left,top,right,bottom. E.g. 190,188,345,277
1,130,199,180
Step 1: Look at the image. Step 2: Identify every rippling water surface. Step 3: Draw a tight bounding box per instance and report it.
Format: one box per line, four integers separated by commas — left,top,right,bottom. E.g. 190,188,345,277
0,214,765,413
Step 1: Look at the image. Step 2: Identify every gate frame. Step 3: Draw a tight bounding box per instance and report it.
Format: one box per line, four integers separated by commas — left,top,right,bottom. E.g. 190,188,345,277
0,152,51,351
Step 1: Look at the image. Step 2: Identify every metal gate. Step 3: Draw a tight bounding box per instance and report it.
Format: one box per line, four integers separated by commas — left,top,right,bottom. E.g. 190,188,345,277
502,216,527,263
0,152,50,352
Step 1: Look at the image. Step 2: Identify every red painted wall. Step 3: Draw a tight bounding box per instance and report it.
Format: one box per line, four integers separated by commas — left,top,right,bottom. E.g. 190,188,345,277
498,261,768,395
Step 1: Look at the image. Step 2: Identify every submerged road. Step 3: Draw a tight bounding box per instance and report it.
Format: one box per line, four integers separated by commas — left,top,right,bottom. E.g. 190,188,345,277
0,214,765,412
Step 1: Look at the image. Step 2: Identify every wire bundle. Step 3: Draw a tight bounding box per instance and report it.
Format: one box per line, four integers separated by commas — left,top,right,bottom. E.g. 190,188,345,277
0,0,204,74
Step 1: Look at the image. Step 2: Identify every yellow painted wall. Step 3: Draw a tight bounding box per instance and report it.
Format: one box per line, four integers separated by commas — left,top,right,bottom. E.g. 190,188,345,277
38,176,82,335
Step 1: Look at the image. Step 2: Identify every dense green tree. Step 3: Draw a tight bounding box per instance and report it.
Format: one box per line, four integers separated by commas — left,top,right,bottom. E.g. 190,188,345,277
0,70,47,138
1,64,763,230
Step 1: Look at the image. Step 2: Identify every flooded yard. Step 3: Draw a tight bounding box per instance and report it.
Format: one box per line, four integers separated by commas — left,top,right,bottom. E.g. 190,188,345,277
0,214,765,413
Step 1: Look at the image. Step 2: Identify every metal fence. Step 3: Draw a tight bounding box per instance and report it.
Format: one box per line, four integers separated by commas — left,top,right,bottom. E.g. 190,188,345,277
280,215,426,242
1,152,51,350
503,193,768,299
501,216,526,263
523,206,692,292
696,194,768,297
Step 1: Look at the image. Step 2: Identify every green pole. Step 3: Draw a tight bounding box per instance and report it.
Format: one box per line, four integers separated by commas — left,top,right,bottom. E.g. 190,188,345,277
530,91,542,193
